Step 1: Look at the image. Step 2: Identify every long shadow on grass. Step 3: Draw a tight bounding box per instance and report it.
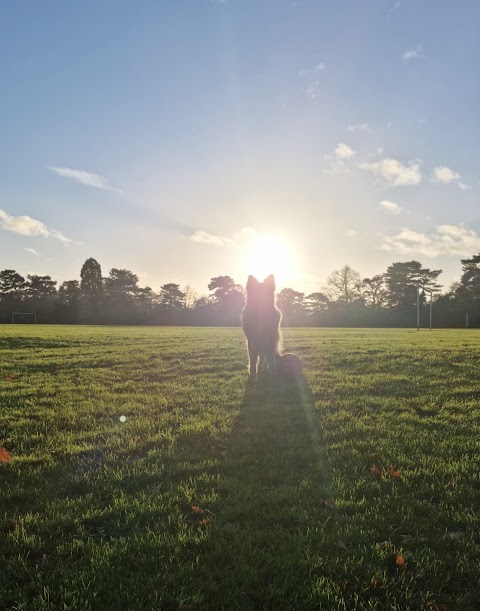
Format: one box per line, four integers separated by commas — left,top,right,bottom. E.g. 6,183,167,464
197,374,334,609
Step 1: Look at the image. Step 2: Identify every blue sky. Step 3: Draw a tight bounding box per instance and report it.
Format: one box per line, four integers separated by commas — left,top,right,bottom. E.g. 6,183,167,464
1,0,478,295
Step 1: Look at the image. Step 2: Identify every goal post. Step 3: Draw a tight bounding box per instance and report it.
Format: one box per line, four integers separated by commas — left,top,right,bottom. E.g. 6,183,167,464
11,312,37,324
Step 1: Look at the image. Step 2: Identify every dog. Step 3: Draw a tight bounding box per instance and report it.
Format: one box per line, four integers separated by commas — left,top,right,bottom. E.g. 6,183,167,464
242,274,282,377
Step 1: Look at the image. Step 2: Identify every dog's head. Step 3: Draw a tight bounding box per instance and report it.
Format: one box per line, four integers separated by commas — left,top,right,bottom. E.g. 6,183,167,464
246,274,276,307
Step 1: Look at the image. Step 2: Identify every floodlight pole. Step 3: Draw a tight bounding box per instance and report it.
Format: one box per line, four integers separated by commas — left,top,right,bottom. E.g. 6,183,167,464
416,286,420,331
429,291,432,331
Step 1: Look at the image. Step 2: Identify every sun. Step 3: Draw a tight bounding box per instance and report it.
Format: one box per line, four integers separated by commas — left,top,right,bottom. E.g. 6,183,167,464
245,233,293,285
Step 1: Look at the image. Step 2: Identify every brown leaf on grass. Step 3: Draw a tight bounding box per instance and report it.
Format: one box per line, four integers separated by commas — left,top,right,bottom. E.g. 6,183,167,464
0,447,12,462
333,580,348,589
200,518,211,527
369,466,382,477
191,505,204,515
370,578,382,587
396,554,406,570
5,376,16,382
389,468,401,479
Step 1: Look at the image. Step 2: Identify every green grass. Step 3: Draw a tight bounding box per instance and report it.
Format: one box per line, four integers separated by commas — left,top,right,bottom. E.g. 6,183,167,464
1,326,480,611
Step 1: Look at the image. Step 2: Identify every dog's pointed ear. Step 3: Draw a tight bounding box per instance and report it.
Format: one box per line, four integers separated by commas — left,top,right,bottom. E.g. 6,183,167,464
247,275,259,288
264,274,275,287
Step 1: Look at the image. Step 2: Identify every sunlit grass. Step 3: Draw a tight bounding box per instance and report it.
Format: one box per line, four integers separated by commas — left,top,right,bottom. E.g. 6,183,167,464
1,326,479,610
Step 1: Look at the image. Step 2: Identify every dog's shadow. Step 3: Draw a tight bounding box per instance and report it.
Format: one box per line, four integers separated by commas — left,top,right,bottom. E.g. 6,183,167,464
220,373,330,530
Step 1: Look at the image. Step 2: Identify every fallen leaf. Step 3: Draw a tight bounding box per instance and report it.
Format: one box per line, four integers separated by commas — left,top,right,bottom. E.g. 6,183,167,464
369,466,382,477
389,468,401,479
5,376,16,382
191,505,204,515
396,554,406,570
370,578,382,587
376,540,391,549
200,518,211,526
333,580,348,589
0,448,12,462
449,530,465,541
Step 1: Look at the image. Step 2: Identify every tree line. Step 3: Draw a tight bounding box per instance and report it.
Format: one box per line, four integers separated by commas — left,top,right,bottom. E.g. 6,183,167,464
1,255,479,327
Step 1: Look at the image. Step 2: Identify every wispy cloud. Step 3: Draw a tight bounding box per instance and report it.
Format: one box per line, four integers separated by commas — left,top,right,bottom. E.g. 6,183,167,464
298,62,326,99
297,63,326,78
360,156,422,187
305,81,322,99
25,247,40,256
189,230,232,247
402,45,423,62
387,0,401,21
189,226,258,247
379,200,407,214
324,142,356,174
347,122,370,133
431,165,471,190
380,223,480,257
49,166,122,193
0,209,72,243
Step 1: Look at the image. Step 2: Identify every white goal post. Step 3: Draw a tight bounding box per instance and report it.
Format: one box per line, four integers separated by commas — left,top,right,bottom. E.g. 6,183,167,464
11,312,37,324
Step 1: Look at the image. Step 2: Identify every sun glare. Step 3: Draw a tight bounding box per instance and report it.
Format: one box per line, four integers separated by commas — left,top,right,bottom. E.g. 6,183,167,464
245,234,293,285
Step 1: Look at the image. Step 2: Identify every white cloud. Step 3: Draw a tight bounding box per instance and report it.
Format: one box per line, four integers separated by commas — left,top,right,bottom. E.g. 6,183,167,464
0,209,72,243
189,226,258,248
49,166,122,193
335,142,356,160
324,142,356,174
360,157,422,187
299,63,326,99
305,80,321,99
345,230,357,238
431,165,470,190
379,200,407,214
189,230,232,246
387,0,401,20
431,166,460,184
25,247,40,256
380,223,480,257
347,122,369,133
402,45,423,61
298,63,326,77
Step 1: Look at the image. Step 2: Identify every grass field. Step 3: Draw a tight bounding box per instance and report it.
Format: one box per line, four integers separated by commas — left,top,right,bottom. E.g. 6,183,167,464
1,325,480,611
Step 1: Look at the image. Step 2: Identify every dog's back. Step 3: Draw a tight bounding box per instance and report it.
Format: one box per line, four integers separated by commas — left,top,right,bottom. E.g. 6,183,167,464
242,275,282,375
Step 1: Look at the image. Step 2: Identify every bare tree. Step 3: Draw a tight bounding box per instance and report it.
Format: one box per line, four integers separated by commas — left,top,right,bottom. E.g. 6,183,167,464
326,265,362,305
